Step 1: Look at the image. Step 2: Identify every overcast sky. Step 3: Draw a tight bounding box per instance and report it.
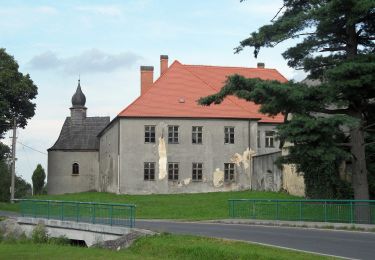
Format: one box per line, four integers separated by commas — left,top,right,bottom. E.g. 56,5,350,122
0,0,306,184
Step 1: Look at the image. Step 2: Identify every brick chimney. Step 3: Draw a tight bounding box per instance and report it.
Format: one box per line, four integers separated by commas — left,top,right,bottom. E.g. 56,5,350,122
160,55,168,76
140,66,154,95
257,62,265,69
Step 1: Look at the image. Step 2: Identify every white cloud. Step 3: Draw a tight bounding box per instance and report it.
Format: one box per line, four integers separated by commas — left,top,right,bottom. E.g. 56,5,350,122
27,49,142,74
34,6,58,15
75,5,122,17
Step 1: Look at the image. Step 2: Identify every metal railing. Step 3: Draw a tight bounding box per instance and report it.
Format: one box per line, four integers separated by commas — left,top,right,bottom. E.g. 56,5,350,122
228,199,375,224
14,199,136,227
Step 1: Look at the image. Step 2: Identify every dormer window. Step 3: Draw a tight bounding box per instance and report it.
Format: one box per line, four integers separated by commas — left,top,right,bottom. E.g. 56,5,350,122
72,163,79,175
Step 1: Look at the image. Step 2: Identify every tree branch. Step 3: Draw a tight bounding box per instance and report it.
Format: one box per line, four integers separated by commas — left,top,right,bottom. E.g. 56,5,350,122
364,122,375,130
364,141,375,147
319,47,347,52
271,4,286,22
336,143,352,147
318,108,349,115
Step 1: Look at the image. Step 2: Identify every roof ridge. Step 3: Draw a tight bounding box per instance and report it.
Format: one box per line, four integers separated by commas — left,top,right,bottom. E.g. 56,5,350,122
185,64,288,83
118,60,181,116
182,64,260,117
184,64,274,70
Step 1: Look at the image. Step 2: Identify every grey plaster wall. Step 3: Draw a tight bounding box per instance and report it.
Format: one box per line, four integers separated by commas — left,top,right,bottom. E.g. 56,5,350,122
114,118,261,194
47,151,99,194
99,121,119,193
252,152,282,191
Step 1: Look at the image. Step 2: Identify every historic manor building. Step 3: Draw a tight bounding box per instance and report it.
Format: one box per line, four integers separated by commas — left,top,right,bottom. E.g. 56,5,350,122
47,55,286,195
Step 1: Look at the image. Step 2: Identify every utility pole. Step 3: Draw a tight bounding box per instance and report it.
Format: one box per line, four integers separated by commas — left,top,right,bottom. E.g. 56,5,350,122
10,117,16,203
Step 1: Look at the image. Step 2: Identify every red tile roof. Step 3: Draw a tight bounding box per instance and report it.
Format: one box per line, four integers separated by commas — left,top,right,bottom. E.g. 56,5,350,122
118,60,287,123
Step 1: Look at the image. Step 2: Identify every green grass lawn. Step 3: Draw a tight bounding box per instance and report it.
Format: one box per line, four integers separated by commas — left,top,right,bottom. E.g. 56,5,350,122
0,233,333,260
27,190,298,220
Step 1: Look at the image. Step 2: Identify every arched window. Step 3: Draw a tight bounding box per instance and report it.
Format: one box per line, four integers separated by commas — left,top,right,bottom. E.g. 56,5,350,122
72,163,79,175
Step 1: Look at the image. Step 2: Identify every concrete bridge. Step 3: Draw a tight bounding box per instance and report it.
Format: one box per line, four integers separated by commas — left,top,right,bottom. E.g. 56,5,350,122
16,217,147,247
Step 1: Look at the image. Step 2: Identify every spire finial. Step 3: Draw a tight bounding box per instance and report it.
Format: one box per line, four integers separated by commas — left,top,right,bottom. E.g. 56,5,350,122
72,79,86,107
78,74,81,86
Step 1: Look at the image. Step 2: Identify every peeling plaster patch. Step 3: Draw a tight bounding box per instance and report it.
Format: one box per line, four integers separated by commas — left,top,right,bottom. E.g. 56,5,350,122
158,137,167,180
230,148,256,169
213,168,224,187
183,178,191,185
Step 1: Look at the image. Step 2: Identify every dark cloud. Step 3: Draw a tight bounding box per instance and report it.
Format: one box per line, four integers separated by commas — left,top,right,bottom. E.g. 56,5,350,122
28,51,61,69
27,49,141,74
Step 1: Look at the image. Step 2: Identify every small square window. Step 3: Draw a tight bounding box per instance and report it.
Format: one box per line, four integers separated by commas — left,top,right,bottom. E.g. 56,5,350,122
192,126,203,144
145,126,156,143
192,163,203,181
168,163,179,180
265,131,275,148
168,126,179,143
224,163,235,181
144,162,155,180
224,127,235,144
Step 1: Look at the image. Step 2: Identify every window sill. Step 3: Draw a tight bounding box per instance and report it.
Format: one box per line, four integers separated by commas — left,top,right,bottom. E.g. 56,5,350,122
71,174,79,176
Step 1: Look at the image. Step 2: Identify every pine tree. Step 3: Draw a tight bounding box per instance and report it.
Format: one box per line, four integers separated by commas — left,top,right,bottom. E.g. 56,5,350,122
199,0,375,200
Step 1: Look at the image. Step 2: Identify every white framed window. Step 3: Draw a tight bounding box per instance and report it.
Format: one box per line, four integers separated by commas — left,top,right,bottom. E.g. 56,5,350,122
144,162,155,180
265,131,275,148
192,126,203,144
144,126,155,143
224,163,235,181
168,126,179,143
224,127,234,144
168,162,179,180
192,163,203,181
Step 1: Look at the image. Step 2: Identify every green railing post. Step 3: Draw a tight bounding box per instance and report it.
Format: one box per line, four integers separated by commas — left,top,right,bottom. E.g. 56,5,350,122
92,204,96,224
299,201,303,221
231,200,235,218
76,203,79,222
130,206,134,227
61,202,64,221
324,201,327,222
228,200,232,218
109,205,113,226
350,201,354,224
276,200,279,220
47,201,50,219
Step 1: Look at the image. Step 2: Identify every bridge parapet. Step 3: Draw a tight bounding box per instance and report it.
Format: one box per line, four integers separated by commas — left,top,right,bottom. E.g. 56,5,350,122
14,199,136,228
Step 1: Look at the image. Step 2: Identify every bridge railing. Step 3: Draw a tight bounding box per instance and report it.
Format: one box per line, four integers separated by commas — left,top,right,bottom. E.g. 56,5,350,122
228,199,375,224
14,199,136,228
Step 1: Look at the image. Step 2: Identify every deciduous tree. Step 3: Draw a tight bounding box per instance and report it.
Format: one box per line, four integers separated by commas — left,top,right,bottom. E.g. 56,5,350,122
0,48,38,138
32,164,46,195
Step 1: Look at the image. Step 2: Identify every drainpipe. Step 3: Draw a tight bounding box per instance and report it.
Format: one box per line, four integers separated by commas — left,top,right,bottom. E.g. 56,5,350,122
117,120,121,194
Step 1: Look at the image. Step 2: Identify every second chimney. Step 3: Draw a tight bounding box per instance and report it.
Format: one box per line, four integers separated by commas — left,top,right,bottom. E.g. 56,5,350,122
140,66,154,95
160,55,169,76
257,62,265,69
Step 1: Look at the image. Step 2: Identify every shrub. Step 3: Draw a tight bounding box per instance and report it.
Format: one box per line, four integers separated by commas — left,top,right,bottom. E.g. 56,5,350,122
49,235,70,246
31,224,48,243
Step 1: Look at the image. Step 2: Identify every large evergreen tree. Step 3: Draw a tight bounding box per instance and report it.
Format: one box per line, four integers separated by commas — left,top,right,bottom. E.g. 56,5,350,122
199,1,375,199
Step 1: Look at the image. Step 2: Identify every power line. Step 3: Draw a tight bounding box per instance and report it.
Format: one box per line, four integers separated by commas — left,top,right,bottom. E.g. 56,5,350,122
17,141,47,155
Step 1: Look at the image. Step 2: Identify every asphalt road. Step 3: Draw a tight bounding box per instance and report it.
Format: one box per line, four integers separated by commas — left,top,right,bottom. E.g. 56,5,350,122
136,220,375,260
2,211,374,259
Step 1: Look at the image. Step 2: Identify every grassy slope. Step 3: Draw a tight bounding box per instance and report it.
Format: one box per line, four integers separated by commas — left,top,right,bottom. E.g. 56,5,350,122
30,190,298,220
0,234,332,260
